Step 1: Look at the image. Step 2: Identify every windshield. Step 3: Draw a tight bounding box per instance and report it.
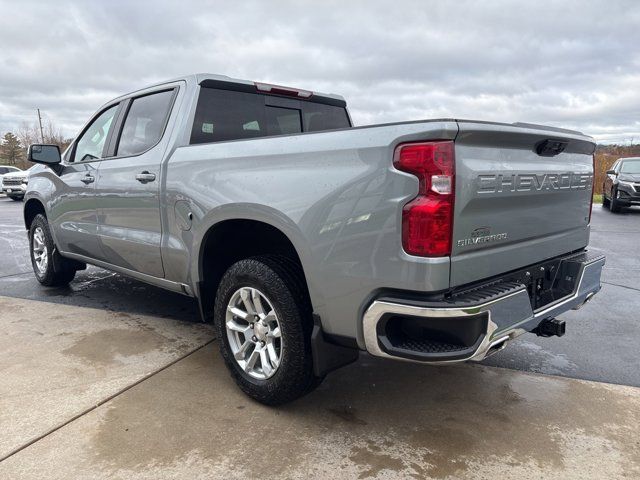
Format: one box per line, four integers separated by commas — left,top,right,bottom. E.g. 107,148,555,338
620,160,640,174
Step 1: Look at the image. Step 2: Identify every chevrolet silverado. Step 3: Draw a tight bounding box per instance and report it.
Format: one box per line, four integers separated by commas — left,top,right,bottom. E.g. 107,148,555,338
23,74,604,404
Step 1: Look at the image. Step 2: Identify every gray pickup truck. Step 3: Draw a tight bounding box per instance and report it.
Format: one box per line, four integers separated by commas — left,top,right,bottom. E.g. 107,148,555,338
24,73,604,405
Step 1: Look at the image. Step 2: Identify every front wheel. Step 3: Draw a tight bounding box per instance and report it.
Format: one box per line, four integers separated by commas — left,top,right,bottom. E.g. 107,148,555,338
609,188,622,213
29,214,77,286
213,255,322,405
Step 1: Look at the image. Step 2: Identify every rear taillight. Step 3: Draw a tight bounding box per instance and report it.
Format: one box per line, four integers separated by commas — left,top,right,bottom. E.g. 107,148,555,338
394,141,455,257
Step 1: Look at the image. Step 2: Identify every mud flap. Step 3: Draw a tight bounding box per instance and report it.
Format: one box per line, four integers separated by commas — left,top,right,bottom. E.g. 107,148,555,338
311,314,359,377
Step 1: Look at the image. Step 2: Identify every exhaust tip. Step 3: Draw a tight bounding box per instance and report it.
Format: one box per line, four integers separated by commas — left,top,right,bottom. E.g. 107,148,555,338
573,292,595,311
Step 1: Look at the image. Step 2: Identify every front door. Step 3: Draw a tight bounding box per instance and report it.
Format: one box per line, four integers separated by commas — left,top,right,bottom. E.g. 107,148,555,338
94,88,176,278
51,104,119,260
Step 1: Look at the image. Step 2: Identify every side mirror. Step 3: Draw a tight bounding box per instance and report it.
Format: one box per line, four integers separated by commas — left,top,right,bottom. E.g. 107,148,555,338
606,169,616,175
28,144,61,165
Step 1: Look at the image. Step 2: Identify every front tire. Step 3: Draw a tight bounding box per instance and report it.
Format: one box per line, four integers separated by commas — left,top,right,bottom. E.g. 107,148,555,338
213,255,322,405
609,188,622,213
29,214,76,286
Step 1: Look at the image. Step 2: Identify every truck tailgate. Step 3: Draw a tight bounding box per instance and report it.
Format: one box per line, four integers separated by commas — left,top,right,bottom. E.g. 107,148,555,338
450,121,595,287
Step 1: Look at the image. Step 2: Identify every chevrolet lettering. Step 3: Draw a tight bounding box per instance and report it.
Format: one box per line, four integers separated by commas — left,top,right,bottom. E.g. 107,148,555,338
478,172,593,194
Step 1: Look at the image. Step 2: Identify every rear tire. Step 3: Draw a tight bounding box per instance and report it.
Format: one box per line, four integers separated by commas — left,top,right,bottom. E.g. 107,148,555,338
609,188,622,213
29,214,77,286
213,255,322,405
10,196,23,201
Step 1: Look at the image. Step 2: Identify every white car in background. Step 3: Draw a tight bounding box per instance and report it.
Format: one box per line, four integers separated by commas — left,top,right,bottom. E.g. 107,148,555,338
2,166,31,201
0,166,22,193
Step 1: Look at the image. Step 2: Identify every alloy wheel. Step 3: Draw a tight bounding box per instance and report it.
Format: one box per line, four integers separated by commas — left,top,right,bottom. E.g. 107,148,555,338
225,287,283,380
32,226,48,275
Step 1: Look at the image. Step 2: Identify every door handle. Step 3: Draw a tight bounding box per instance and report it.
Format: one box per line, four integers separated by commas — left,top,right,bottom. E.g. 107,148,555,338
81,175,95,184
135,171,156,183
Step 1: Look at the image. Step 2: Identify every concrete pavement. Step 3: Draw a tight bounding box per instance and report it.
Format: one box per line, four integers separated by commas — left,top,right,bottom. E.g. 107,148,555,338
0,296,214,460
0,297,638,479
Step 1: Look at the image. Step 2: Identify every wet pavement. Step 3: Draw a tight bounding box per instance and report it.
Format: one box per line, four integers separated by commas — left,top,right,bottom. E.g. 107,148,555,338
1,326,638,479
1,195,639,478
0,296,214,460
0,196,200,323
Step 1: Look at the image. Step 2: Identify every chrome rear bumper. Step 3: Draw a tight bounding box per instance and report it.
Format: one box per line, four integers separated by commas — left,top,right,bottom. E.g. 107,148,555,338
362,251,605,364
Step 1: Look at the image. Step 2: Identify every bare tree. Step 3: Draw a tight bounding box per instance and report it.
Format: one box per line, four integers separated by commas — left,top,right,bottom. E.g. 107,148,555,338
17,122,40,151
18,118,73,153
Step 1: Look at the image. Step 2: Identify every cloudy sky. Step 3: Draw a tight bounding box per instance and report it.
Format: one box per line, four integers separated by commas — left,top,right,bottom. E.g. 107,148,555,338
1,0,639,143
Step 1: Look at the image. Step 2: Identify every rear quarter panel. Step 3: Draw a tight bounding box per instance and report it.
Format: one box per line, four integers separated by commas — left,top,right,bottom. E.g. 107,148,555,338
163,121,458,344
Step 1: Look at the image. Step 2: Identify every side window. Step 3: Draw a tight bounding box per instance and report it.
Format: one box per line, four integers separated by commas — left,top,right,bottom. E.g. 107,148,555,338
117,90,175,157
73,105,118,162
0,168,7,174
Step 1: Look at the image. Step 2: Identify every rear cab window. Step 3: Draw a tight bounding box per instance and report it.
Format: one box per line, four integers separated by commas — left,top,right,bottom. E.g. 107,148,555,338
190,84,350,144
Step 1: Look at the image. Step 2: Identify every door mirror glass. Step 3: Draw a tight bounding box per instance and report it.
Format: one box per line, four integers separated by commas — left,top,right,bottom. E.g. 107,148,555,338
606,169,616,175
28,144,61,165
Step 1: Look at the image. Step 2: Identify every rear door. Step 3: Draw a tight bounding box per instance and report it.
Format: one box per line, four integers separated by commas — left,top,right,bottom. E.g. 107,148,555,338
94,87,178,277
51,104,120,260
450,121,595,287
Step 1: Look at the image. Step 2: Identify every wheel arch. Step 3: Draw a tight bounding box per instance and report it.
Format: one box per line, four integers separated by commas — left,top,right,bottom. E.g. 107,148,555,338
24,198,46,230
194,213,318,323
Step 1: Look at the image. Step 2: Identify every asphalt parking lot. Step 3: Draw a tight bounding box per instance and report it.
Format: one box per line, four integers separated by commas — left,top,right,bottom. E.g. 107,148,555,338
1,194,639,478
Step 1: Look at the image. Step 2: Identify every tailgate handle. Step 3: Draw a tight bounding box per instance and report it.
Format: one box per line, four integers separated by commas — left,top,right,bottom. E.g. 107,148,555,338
536,139,568,157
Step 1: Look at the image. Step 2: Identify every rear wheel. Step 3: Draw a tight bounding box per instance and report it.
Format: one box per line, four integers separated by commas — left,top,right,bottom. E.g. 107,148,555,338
609,188,622,213
213,255,322,405
10,196,23,201
29,214,77,286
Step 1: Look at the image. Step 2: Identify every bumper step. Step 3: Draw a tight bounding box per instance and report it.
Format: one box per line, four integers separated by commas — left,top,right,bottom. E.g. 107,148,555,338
362,251,605,364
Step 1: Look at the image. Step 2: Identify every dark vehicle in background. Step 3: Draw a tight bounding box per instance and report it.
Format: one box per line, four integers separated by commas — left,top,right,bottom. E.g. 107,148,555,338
603,157,640,212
